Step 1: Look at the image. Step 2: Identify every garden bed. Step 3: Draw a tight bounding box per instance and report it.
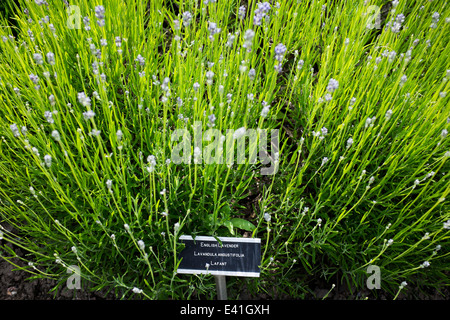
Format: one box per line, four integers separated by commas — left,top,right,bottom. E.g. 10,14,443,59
1,0,449,300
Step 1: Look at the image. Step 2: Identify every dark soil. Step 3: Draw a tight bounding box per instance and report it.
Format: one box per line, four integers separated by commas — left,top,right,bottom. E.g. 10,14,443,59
0,256,104,300
0,222,115,300
0,244,114,300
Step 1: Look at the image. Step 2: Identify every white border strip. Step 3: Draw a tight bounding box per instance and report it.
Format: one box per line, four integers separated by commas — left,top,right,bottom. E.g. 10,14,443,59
177,268,260,277
179,235,261,243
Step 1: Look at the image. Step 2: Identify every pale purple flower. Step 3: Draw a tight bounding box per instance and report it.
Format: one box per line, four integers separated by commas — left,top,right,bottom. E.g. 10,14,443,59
137,240,145,251
226,33,236,47
90,129,101,137
82,110,96,120
274,43,287,73
396,13,405,24
248,68,256,80
388,51,396,63
261,104,270,117
365,116,376,128
115,36,122,47
326,78,339,92
274,63,282,73
390,14,405,33
33,53,43,65
400,74,407,86
95,6,105,19
430,12,440,29
44,154,52,167
346,137,353,148
242,29,255,51
132,287,143,294
10,124,20,137
173,20,180,31
177,97,183,107
385,109,393,120
182,11,192,27
207,21,221,40
208,114,216,127
258,2,271,13
78,92,91,107
226,93,232,104
116,129,123,141
206,70,215,85
44,111,54,124
233,127,246,139
238,6,246,20
51,130,61,141
49,94,56,106
135,54,145,67
193,147,202,164
274,43,287,60
95,5,105,26
46,52,55,65
22,126,29,136
29,73,39,84
254,2,271,26
147,155,156,172
83,16,90,31
161,77,170,92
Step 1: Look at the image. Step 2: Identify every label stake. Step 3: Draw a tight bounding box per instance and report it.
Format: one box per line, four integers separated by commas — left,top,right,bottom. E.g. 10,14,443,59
214,275,227,300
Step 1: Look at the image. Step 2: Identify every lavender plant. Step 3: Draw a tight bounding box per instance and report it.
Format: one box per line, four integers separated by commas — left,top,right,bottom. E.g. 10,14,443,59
0,0,449,300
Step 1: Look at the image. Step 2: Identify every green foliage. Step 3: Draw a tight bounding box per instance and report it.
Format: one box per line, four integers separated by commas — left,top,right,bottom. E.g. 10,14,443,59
0,0,449,299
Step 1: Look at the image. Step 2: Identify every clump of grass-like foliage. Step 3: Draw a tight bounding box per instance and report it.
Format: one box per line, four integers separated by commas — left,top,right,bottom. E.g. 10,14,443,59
0,0,449,299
